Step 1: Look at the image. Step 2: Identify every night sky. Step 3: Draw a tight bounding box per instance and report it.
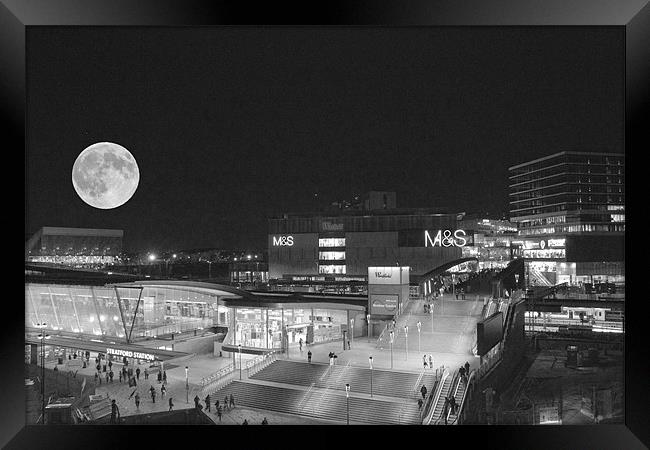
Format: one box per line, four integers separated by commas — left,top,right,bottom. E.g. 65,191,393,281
26,27,624,252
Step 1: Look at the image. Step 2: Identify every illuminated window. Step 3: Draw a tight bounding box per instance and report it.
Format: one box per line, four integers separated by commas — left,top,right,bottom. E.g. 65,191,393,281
318,265,346,274
319,238,346,247
319,251,346,260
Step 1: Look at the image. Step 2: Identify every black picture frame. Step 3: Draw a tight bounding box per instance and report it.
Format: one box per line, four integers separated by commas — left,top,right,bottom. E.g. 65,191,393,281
3,0,648,448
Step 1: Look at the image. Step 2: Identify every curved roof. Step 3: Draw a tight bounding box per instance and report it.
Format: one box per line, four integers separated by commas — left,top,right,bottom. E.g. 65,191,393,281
418,257,479,281
111,280,258,300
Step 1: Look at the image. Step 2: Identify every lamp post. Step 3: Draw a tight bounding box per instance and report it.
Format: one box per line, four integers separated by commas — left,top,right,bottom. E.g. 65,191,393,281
345,383,350,425
389,330,394,369
404,326,409,361
185,366,189,403
36,322,50,424
350,318,354,346
238,344,242,380
369,356,373,398
417,321,421,353
367,314,371,342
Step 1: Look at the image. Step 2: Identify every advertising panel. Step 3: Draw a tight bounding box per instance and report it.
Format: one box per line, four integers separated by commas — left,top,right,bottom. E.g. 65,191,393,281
369,294,399,315
367,266,410,285
476,311,503,356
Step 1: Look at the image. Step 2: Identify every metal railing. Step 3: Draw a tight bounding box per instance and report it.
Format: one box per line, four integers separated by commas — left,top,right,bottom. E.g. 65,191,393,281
245,352,277,377
200,363,234,396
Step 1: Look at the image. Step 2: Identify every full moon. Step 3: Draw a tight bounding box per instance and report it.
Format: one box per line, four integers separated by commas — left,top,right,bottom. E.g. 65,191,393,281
72,142,140,209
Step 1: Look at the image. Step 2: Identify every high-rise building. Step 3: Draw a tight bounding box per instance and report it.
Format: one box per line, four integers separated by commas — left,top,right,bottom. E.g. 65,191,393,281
508,151,624,287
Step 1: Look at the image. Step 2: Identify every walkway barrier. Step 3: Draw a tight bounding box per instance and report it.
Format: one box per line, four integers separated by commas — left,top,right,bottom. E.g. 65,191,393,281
245,352,277,378
200,363,234,397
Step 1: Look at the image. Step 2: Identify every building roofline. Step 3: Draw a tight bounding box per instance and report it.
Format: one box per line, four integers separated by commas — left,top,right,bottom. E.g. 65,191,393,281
508,151,624,171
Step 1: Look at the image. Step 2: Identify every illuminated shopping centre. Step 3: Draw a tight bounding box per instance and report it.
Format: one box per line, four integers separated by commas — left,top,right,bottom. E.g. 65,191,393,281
25,278,366,362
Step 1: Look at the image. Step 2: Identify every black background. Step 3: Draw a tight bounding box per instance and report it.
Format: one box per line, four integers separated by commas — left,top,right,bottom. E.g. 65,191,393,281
3,0,648,448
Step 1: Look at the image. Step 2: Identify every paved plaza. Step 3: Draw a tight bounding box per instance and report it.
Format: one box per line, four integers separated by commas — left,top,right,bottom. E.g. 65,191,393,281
42,293,483,423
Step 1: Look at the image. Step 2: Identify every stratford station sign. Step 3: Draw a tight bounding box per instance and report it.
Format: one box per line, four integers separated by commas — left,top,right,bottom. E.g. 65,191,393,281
107,347,156,361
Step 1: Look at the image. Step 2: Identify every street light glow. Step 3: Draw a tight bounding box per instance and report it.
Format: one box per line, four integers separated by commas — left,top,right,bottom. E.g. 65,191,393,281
149,253,156,261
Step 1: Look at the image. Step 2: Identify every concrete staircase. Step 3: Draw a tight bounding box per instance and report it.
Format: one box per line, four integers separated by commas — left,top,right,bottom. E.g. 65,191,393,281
211,380,420,425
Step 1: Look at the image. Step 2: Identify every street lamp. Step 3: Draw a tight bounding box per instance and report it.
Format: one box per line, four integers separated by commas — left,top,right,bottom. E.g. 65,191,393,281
417,321,421,353
36,322,50,425
238,344,242,380
389,330,394,369
345,383,350,425
350,318,354,346
368,356,373,398
185,366,189,403
404,326,409,361
367,314,371,342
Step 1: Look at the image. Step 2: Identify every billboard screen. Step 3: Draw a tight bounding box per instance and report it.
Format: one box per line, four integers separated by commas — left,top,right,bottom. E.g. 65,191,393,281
477,312,504,356
369,294,399,315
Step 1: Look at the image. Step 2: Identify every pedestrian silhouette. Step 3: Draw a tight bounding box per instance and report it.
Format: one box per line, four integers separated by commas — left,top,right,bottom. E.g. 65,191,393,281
205,394,211,412
229,394,235,409
169,397,174,411
242,419,248,425
307,350,312,363
261,417,268,425
194,395,200,409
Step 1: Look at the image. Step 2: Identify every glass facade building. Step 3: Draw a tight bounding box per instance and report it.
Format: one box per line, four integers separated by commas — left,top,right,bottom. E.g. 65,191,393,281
25,282,232,342
509,152,625,286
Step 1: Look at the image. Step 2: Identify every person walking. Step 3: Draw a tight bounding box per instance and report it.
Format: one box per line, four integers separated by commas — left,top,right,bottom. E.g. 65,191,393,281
205,394,211,412
194,395,200,409
161,385,166,398
420,384,428,399
223,395,229,411
169,397,174,411
450,396,457,415
109,370,114,383
229,394,235,409
144,368,148,380
215,399,220,411
261,417,268,425
157,370,162,384
136,367,141,380
135,392,140,409
105,371,109,384
110,399,120,424
347,339,351,350
108,360,112,371
417,398,423,410
307,350,312,363
216,405,222,422
299,338,303,352
428,355,433,370
423,355,428,369
162,371,167,384
150,386,156,403
464,361,470,375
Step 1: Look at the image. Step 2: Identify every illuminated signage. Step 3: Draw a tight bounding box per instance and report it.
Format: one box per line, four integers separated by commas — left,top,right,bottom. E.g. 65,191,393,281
107,347,155,361
368,266,410,285
547,238,565,248
424,230,468,247
321,221,344,231
272,235,294,246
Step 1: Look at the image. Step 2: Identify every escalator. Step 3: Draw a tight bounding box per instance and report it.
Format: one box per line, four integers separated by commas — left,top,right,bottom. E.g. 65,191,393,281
425,370,456,424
